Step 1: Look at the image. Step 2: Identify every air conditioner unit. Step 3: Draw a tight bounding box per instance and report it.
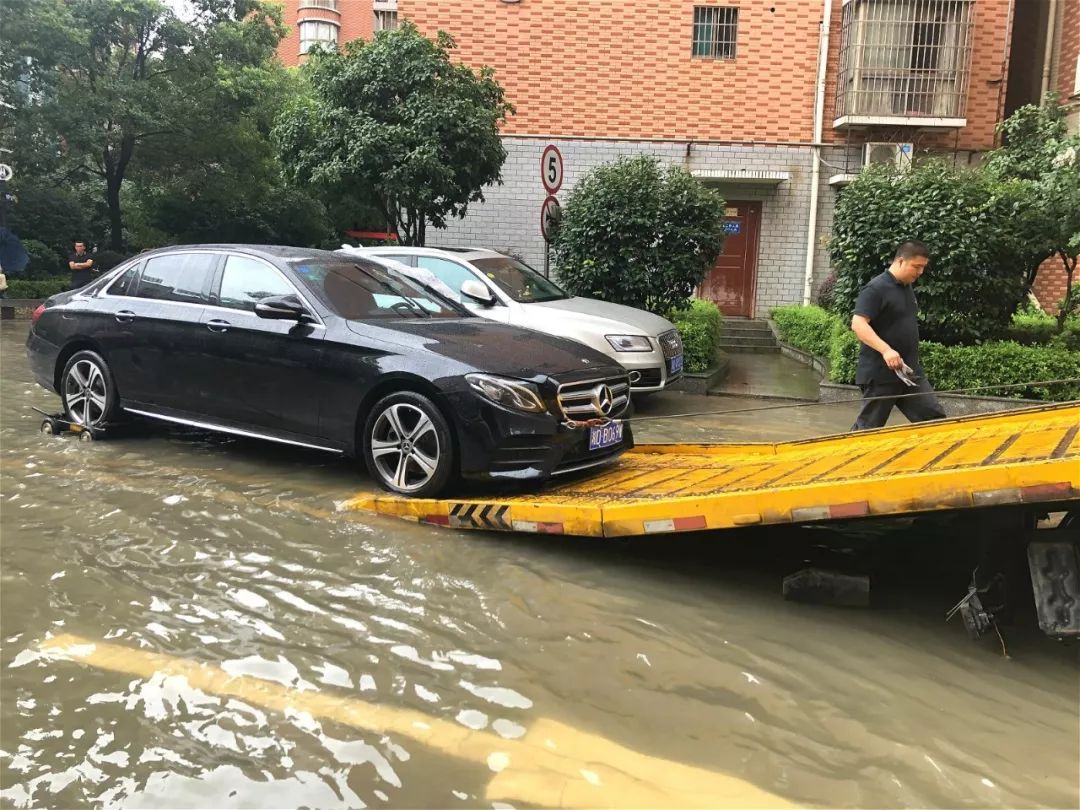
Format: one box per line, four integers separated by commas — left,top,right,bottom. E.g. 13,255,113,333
864,142,914,169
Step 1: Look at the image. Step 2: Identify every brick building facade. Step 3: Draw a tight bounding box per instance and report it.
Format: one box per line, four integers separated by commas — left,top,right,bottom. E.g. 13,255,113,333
277,1,1070,317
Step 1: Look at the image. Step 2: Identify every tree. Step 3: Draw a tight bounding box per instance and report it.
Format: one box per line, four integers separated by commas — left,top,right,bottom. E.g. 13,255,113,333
273,21,514,246
828,160,1039,345
2,0,288,250
985,95,1080,327
550,156,727,315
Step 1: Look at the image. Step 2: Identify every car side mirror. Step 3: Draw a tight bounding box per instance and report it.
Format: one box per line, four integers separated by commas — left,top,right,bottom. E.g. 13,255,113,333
255,295,313,322
461,280,496,307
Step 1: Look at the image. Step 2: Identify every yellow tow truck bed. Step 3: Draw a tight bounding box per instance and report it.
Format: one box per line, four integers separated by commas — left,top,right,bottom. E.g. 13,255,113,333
342,402,1080,538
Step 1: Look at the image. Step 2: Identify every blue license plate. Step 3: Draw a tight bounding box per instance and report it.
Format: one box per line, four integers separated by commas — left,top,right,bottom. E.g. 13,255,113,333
589,422,624,451
668,354,684,375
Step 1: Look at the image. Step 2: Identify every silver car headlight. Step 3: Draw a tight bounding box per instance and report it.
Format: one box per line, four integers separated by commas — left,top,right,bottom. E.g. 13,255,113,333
605,334,653,352
466,374,547,413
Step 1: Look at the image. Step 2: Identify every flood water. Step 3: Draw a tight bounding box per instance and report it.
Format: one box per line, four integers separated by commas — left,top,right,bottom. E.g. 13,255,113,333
1,320,1077,809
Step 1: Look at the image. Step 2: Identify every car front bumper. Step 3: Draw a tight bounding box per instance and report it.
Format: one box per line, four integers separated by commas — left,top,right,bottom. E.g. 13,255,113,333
444,391,634,482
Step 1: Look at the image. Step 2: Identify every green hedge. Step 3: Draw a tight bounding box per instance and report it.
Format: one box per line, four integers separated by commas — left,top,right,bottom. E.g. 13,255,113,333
670,298,722,373
6,277,70,299
771,305,836,359
770,305,1080,401
1007,311,1080,351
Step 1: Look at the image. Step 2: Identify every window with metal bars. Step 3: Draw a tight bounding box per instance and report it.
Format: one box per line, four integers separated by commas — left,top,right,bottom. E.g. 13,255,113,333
373,10,398,31
835,0,975,122
692,6,739,60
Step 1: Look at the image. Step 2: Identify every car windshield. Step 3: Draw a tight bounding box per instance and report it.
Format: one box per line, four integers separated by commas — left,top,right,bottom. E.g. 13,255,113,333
469,256,568,303
287,258,467,320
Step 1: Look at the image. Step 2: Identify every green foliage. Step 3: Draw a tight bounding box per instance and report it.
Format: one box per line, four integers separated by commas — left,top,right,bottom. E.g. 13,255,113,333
670,299,722,373
4,0,292,250
20,239,63,278
551,156,727,316
986,96,1080,326
770,305,836,359
274,21,513,246
766,305,1078,399
920,342,1080,401
6,186,90,260
828,160,1039,344
828,319,861,385
1008,309,1080,351
814,271,837,311
6,278,69,299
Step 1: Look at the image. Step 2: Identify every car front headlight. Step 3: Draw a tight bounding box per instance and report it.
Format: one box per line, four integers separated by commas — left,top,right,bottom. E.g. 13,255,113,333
466,374,547,413
605,334,653,352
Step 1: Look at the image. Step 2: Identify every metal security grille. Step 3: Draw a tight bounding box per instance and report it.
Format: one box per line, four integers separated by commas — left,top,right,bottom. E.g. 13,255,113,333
373,10,399,32
835,0,974,121
692,6,739,59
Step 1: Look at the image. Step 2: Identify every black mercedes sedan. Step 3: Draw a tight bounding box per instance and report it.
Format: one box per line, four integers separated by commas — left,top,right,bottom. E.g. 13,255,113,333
26,245,633,497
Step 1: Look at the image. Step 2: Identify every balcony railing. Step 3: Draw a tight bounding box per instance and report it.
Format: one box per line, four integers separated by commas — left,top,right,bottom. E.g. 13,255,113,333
834,0,975,127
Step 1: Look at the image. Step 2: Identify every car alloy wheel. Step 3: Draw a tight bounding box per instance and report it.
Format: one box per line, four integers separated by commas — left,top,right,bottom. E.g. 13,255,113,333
62,351,117,428
364,392,454,497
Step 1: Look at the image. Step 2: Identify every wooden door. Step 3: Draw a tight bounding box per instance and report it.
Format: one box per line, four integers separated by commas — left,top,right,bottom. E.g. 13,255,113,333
698,201,761,318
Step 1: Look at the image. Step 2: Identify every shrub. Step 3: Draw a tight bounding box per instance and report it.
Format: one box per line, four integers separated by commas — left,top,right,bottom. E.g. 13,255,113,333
21,239,63,279
921,341,1080,401
770,305,837,359
670,299,722,373
814,271,837,311
1007,311,1058,345
7,278,70,299
551,155,727,315
828,161,1039,344
828,319,861,385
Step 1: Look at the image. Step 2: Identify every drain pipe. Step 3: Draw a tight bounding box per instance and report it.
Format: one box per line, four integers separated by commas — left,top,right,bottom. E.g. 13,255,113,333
1041,0,1059,96
802,0,834,305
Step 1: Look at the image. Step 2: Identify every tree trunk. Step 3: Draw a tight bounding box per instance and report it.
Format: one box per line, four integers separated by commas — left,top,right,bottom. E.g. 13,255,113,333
106,174,124,250
1056,252,1077,330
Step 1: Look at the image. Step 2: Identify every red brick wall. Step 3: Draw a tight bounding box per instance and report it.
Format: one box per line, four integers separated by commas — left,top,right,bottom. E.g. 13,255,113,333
1033,255,1075,314
277,0,373,66
1056,0,1080,104
395,0,1012,148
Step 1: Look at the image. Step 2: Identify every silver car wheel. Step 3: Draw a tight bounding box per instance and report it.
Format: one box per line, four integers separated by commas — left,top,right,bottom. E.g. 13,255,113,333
370,403,441,493
64,359,109,427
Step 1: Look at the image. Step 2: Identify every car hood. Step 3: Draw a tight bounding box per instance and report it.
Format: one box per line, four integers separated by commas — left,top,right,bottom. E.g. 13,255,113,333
347,318,624,382
523,296,675,336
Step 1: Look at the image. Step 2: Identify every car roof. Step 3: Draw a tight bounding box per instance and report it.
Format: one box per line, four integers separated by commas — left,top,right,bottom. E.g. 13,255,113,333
135,244,342,262
347,245,506,262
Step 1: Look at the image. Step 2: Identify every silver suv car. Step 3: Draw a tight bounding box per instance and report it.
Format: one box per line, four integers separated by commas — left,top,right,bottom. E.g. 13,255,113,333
340,246,684,393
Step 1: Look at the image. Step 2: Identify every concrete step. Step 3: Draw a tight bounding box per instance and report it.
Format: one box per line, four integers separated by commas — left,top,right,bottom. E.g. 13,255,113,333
719,336,779,348
722,326,774,337
716,344,781,354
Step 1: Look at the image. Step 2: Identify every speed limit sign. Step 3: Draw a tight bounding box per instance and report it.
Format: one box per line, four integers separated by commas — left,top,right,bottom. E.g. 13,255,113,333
540,145,563,194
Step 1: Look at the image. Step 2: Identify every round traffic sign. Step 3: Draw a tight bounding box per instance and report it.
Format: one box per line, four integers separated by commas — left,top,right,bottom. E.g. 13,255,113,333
0,163,12,182
540,145,563,194
541,195,561,241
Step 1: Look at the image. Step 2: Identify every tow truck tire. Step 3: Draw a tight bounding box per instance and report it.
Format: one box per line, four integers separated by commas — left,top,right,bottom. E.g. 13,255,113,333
362,391,455,498
61,350,119,429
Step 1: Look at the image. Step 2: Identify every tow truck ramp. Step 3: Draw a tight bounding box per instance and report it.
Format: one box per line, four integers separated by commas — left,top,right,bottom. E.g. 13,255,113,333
342,402,1080,538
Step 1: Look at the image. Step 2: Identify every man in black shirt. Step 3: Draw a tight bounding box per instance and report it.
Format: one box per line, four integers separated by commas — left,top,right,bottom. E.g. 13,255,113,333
68,240,96,289
850,240,946,431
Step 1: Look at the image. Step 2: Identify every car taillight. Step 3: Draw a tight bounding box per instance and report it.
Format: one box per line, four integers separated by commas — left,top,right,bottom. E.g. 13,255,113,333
31,304,46,325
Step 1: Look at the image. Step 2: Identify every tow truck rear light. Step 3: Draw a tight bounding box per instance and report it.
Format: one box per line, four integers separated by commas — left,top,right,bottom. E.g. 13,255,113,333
31,304,46,324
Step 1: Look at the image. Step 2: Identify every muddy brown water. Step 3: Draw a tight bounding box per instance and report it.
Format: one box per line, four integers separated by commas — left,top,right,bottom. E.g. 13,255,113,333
1,321,1077,809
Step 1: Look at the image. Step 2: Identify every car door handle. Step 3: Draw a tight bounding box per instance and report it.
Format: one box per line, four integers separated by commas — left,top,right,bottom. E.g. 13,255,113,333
115,310,135,324
206,319,230,333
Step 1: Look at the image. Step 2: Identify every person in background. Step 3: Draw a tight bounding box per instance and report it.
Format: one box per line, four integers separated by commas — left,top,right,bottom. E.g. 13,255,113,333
68,240,96,289
849,239,946,431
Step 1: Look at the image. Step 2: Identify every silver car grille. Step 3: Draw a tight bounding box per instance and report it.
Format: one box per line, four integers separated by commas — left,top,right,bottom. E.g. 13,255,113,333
556,375,631,419
659,329,682,359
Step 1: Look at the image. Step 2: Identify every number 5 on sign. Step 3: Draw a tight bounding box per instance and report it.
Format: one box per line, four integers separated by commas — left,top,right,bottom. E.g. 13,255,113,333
540,145,563,194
